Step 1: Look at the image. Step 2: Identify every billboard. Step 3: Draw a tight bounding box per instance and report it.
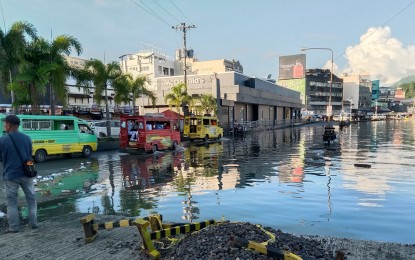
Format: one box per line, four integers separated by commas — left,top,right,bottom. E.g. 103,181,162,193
278,78,306,105
279,54,306,80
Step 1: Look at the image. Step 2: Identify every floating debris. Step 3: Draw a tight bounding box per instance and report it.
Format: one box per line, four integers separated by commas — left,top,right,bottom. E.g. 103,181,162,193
354,163,371,168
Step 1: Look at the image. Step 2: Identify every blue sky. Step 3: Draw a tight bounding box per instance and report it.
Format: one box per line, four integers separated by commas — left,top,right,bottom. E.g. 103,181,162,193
3,0,415,85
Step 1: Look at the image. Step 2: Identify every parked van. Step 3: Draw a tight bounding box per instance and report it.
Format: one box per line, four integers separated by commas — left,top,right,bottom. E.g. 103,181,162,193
0,115,98,162
87,120,120,137
183,114,223,142
119,114,180,153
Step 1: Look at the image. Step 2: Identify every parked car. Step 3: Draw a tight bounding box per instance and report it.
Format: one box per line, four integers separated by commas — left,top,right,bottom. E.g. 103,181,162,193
87,120,120,137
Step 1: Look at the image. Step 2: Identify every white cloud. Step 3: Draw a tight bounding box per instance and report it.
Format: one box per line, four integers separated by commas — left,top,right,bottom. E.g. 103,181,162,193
342,26,415,85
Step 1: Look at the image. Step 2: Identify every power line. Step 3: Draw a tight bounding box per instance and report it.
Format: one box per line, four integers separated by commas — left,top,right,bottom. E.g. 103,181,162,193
168,0,191,24
173,23,196,87
130,0,171,27
336,0,415,60
153,0,180,23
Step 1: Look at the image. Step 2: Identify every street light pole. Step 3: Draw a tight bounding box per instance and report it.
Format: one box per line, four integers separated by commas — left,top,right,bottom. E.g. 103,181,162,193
301,47,336,143
300,47,333,121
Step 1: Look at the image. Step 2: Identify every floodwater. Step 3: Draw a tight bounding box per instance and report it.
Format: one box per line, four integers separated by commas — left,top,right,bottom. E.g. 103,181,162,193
9,120,415,244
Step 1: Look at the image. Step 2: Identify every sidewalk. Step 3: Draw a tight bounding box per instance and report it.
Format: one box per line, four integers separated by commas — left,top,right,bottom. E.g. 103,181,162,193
0,212,414,260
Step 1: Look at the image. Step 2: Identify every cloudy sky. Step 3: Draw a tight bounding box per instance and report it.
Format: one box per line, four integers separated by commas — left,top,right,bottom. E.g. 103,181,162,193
3,0,415,86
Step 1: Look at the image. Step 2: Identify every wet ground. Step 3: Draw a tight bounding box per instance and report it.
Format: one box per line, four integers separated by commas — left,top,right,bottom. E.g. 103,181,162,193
1,120,415,245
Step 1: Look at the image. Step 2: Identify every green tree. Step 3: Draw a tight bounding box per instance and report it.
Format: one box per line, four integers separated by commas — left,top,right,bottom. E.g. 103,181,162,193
164,83,192,122
400,81,415,99
48,35,82,115
0,21,37,113
10,37,54,114
199,94,217,115
113,74,156,115
75,59,122,136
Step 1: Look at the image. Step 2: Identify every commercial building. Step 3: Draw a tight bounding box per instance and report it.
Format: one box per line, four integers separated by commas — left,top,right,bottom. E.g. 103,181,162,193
278,54,343,116
342,74,372,111
119,49,302,131
145,72,302,130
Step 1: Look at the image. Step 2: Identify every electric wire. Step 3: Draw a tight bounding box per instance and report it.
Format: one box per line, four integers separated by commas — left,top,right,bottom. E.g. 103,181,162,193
153,0,180,23
336,0,415,60
130,0,171,27
168,0,191,24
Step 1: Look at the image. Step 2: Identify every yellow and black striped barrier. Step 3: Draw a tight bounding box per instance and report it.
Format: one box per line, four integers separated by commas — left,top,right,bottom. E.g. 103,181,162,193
230,235,302,260
133,218,217,259
80,214,164,243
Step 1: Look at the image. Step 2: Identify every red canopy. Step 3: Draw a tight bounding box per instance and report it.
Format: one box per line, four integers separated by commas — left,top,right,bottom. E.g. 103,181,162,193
161,109,183,119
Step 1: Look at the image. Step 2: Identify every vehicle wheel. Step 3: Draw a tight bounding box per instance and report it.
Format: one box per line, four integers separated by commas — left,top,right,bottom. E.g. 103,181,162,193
204,135,209,143
217,134,222,140
34,149,47,163
82,146,92,158
152,144,158,153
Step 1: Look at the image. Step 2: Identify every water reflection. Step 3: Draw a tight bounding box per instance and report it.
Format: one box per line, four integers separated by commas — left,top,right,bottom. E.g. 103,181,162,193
29,120,415,243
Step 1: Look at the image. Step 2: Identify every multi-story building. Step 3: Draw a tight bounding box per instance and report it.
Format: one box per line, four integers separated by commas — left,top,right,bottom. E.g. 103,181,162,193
342,74,372,111
118,48,301,130
305,69,343,116
279,68,343,116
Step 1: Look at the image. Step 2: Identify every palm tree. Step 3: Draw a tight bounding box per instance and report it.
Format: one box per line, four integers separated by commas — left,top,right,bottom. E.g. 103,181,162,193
0,21,37,114
10,37,53,114
48,35,82,115
164,83,192,124
113,74,156,115
199,94,217,115
75,59,122,137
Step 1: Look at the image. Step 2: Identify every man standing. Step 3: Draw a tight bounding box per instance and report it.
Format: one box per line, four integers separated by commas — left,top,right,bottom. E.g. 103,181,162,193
0,115,37,233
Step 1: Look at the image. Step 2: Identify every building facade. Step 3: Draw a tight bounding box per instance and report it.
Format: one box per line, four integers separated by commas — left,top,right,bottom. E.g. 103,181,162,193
279,68,343,116
342,74,372,111
136,72,302,131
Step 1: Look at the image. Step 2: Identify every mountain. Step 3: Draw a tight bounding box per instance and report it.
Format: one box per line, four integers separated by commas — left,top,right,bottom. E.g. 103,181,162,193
391,75,415,88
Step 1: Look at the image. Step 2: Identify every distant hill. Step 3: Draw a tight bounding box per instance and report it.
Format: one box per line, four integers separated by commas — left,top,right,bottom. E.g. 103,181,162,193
391,75,415,88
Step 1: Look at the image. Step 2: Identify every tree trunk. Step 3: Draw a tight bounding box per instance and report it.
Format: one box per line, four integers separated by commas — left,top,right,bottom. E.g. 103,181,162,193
50,83,56,115
104,85,111,137
9,69,18,114
132,92,136,116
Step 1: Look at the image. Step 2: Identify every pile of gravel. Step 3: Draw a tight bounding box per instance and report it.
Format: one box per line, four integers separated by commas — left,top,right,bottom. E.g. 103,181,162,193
159,222,337,260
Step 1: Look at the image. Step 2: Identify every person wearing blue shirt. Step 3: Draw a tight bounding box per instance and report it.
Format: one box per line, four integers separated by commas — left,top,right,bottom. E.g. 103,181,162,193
0,115,37,233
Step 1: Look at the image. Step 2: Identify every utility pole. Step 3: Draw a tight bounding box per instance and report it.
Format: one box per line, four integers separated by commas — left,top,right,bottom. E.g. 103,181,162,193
172,23,196,88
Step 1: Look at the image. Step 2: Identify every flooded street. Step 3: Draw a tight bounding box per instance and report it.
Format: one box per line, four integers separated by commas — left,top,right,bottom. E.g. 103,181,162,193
3,120,415,244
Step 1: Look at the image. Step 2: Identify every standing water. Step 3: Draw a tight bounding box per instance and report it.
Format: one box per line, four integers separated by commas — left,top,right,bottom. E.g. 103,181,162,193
22,120,415,244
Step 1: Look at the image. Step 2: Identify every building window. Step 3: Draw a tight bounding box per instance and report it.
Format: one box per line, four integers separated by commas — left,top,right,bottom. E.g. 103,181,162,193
163,67,169,75
170,68,174,75
142,66,149,71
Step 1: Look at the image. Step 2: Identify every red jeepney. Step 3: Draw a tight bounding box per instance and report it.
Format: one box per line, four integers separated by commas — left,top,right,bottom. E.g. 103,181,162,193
120,114,181,153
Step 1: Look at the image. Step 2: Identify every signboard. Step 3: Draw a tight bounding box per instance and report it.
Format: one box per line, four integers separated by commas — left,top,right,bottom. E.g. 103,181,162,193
278,54,306,80
326,105,332,117
278,78,306,104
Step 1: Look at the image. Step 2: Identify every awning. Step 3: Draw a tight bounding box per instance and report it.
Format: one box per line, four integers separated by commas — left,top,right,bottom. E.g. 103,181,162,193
69,93,91,98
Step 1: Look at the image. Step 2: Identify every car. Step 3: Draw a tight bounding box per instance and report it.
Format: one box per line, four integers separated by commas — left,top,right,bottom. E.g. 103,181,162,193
87,120,120,137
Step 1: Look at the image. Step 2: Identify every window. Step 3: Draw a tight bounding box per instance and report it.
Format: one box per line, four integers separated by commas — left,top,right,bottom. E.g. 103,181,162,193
203,119,210,126
141,66,149,71
22,119,52,131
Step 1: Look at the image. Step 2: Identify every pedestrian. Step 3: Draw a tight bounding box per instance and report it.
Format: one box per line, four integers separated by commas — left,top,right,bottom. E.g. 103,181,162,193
0,115,37,233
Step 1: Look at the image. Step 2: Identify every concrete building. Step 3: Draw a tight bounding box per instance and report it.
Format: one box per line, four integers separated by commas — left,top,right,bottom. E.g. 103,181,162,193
279,68,343,116
143,72,302,131
118,49,302,131
342,74,372,111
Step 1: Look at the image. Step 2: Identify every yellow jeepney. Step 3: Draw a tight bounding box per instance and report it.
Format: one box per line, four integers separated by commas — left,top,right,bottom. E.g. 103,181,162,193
183,114,223,142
